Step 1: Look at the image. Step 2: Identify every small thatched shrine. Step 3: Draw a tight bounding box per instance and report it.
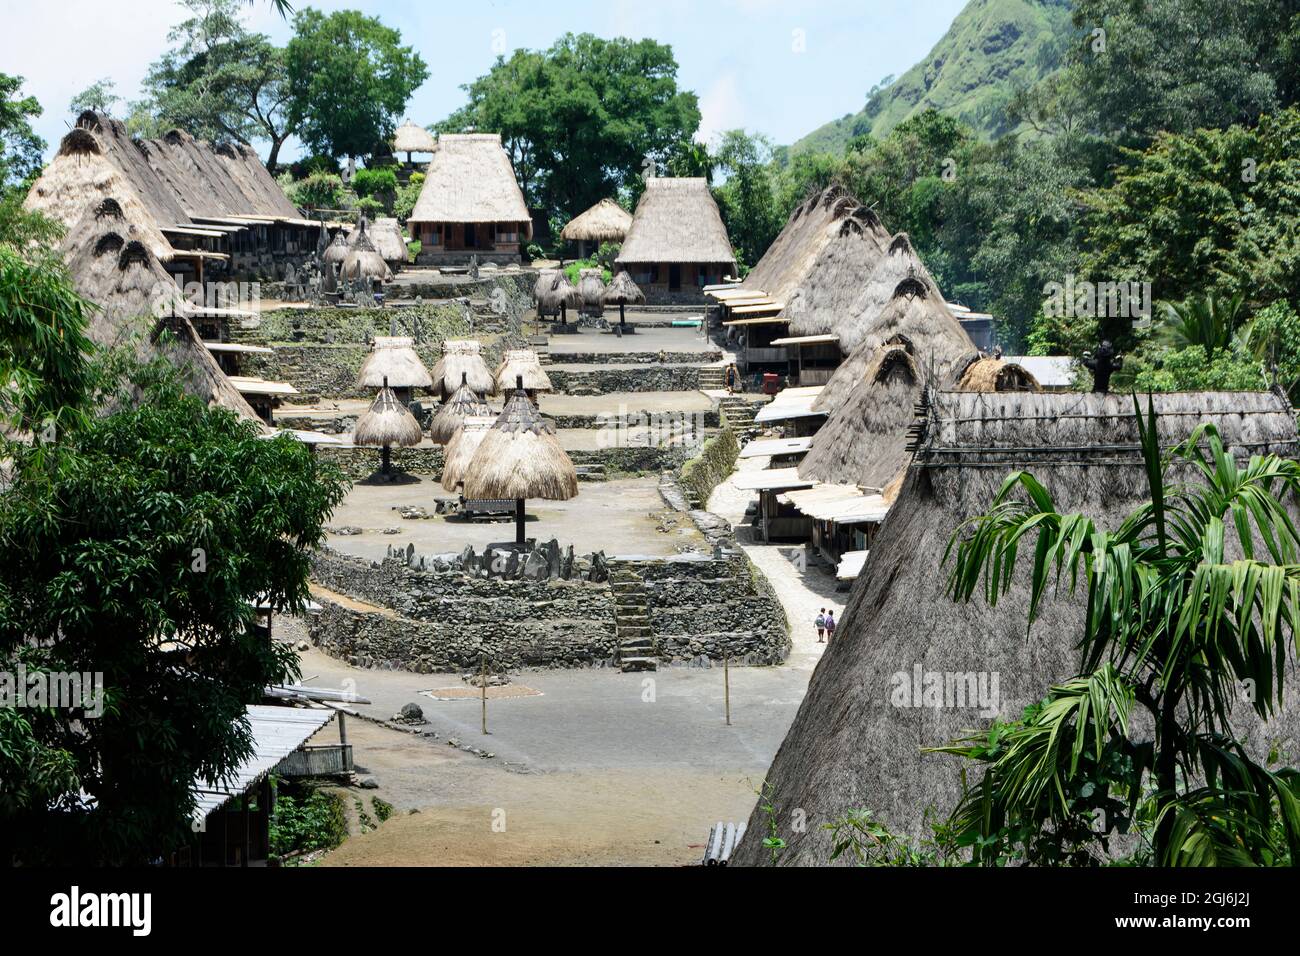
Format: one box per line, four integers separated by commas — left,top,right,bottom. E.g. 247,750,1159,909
392,120,437,163
577,268,606,318
560,198,633,257
615,177,736,303
534,269,580,323
322,229,350,268
357,336,432,404
463,377,578,544
430,339,494,399
731,389,1300,865
370,217,408,268
494,349,552,397
441,415,496,492
340,219,393,285
603,270,645,330
352,378,423,476
955,355,1041,392
429,373,494,444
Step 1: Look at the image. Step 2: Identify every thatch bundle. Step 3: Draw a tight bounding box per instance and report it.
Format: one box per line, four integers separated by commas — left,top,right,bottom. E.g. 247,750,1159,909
603,270,645,305
494,349,552,394
616,177,735,268
392,120,437,155
353,382,423,449
429,374,494,444
441,415,495,491
59,200,259,422
370,217,408,265
430,339,494,398
340,219,392,283
798,344,924,490
811,263,973,415
357,336,432,390
733,389,1300,865
25,128,176,261
534,269,580,318
560,198,633,245
956,355,1041,392
577,268,606,316
463,382,578,503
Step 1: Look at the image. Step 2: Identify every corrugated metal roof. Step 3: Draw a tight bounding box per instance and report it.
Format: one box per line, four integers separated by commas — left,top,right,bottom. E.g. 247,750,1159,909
732,467,815,491
738,436,814,459
192,705,336,822
837,549,869,580
753,387,826,423
781,485,890,523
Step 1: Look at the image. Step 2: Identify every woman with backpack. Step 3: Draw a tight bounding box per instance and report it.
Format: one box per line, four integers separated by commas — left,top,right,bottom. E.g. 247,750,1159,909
824,610,836,641
815,609,826,643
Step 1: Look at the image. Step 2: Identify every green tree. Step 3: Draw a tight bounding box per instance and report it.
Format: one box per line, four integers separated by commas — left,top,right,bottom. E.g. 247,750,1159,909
711,130,780,271
942,398,1300,865
68,78,119,116
442,34,700,218
285,8,428,162
0,73,44,193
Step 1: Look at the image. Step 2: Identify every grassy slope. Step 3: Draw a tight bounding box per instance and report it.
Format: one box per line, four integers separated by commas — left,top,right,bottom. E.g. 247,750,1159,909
791,0,1073,154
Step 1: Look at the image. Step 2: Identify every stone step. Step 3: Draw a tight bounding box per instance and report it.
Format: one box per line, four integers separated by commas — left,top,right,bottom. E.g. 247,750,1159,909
619,656,658,672
617,626,653,639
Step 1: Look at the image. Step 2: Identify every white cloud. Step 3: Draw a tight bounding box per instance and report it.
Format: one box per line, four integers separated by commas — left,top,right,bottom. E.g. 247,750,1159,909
696,71,745,146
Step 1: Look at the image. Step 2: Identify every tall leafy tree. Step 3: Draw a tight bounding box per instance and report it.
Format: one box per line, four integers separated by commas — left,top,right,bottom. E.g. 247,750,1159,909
68,78,119,116
711,130,779,270
442,33,700,218
0,73,44,193
285,8,428,162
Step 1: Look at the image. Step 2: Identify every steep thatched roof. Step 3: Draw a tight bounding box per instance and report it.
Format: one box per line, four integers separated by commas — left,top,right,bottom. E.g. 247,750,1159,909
781,213,894,344
560,198,633,243
462,384,578,501
142,126,298,220
577,269,605,315
392,120,437,155
798,344,925,490
357,337,432,390
340,220,392,282
24,129,176,261
430,339,494,398
603,270,645,305
743,185,883,305
534,269,580,317
429,374,494,444
733,389,1300,865
811,257,974,414
352,383,423,447
370,217,408,264
494,349,552,394
956,355,1041,392
408,133,531,227
616,178,735,265
441,415,495,491
59,201,259,422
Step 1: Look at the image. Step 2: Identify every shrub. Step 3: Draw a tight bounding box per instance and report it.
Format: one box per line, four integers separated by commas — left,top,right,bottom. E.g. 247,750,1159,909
355,196,385,218
288,171,346,210
352,167,398,198
269,783,347,858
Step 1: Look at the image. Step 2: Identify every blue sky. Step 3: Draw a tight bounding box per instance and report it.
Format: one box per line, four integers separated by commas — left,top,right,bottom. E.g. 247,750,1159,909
3,0,968,162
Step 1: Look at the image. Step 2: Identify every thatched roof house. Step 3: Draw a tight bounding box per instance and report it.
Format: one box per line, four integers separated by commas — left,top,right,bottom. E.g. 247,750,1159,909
732,389,1300,866
494,349,552,395
357,337,432,391
392,120,437,159
560,198,633,255
407,133,532,265
340,219,392,283
534,269,580,319
616,178,735,303
429,374,494,444
430,339,494,398
59,198,260,423
441,415,495,491
370,217,408,266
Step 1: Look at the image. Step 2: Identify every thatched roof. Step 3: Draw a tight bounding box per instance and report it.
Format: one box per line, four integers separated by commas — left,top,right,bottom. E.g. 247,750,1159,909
603,270,645,305
798,344,925,490
340,219,392,282
811,257,974,414
59,201,259,423
392,120,437,155
577,269,605,314
430,339,494,398
429,375,494,444
370,217,407,264
24,129,177,261
743,185,883,305
956,355,1041,392
441,415,495,491
560,198,633,243
322,229,350,265
494,349,552,394
352,383,423,447
616,178,735,265
408,134,531,228
462,384,578,501
733,389,1300,866
534,269,580,317
780,213,895,346
357,337,432,390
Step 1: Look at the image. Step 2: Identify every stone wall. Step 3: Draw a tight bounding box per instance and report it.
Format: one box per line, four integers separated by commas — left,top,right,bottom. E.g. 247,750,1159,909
547,365,702,395
677,428,740,509
550,349,721,365
234,304,476,346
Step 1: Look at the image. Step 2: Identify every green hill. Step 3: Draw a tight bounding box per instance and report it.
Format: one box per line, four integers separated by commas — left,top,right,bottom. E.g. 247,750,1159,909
792,0,1073,153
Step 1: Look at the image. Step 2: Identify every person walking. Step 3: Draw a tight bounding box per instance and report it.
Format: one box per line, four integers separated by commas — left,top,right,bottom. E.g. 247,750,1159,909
824,609,836,641
724,363,739,394
815,608,827,643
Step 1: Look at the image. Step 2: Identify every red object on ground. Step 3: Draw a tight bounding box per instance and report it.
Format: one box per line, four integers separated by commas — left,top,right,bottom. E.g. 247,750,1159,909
761,372,780,395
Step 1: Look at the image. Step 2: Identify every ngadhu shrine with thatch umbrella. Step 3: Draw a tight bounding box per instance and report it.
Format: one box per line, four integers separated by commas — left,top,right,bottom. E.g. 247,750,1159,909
353,377,423,478
603,270,645,334
429,372,494,444
494,349,552,402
